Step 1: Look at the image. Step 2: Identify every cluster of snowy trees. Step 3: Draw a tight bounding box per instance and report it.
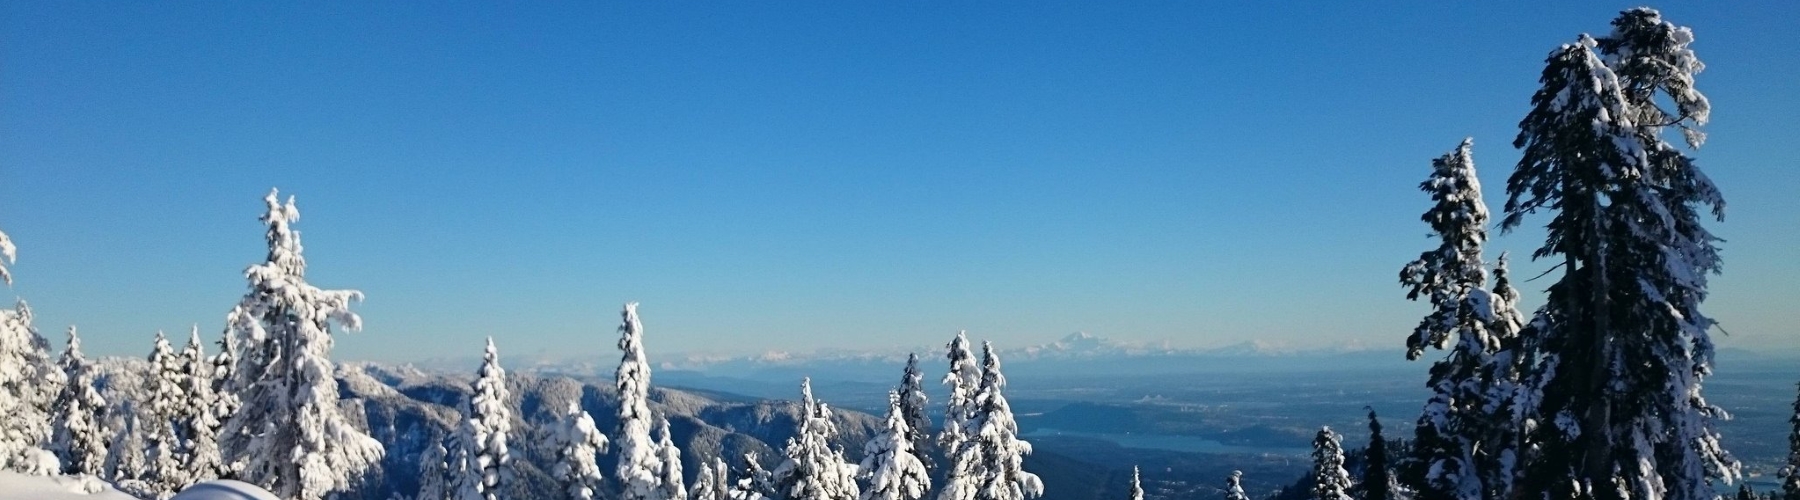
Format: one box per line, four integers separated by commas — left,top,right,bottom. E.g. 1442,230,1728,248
0,6,1787,500
0,190,384,499
410,311,1039,500
2,185,1049,500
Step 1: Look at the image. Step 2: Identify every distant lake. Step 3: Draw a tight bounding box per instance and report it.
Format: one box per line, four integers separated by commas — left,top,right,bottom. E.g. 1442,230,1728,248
1025,428,1313,457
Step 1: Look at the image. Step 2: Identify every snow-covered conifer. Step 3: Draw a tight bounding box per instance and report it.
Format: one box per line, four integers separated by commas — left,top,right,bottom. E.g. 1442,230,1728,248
616,301,667,500
108,405,149,488
1783,382,1800,500
1127,466,1143,500
656,417,689,500
448,417,482,500
1503,10,1738,500
938,332,980,459
417,434,449,500
458,337,514,500
860,391,930,500
52,327,108,476
208,330,240,439
0,297,63,475
774,378,859,500
218,189,381,500
550,401,609,500
1224,471,1249,500
897,353,934,472
1399,139,1525,500
1311,427,1352,500
180,327,225,485
966,342,1042,500
145,330,189,497
732,454,775,500
695,457,734,500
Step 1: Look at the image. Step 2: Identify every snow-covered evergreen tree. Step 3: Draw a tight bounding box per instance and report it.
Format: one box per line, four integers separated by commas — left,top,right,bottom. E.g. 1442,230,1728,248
1399,139,1526,500
1503,10,1737,500
656,417,689,500
1224,471,1249,500
0,297,63,475
1783,382,1800,500
458,337,514,500
939,332,980,459
51,326,108,476
775,378,860,500
145,330,189,497
448,417,483,500
180,327,225,485
969,342,1042,500
1311,427,1353,500
207,329,240,445
732,454,776,500
417,434,449,500
218,189,382,500
550,401,609,500
108,405,149,490
695,457,734,500
1128,466,1143,500
897,353,934,472
861,391,930,500
616,301,668,500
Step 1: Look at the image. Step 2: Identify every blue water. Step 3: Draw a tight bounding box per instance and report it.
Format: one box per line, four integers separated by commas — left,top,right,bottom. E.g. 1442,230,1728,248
1025,428,1312,457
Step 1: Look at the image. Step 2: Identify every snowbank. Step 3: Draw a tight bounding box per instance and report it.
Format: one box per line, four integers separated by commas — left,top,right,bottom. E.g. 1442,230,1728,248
0,471,136,499
0,473,279,500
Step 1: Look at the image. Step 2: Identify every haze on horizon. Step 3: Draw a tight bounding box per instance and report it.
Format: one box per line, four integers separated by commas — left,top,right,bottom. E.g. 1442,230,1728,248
2,2,1796,362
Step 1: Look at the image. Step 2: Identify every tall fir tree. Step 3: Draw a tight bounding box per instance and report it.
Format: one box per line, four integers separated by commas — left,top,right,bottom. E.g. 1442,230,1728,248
774,378,860,500
970,342,1043,500
1360,409,1392,500
1399,139,1525,500
219,189,381,500
180,327,225,485
939,332,981,460
898,353,935,472
1503,10,1737,500
1311,427,1353,500
550,401,609,500
860,391,931,500
458,337,514,500
51,326,108,476
1224,471,1250,500
617,302,668,500
1783,381,1800,500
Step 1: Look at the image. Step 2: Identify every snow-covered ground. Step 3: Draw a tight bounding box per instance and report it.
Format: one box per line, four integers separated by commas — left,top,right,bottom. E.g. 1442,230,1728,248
0,472,135,499
0,473,278,500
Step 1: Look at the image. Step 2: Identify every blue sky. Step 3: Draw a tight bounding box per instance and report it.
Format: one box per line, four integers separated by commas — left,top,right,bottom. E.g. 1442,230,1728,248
2,2,1796,362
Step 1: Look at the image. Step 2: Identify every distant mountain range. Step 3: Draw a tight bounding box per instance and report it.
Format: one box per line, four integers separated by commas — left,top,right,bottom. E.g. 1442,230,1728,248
412,332,1413,385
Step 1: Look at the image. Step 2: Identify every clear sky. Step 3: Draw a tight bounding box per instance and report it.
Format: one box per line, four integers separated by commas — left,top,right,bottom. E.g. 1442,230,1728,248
2,2,1795,362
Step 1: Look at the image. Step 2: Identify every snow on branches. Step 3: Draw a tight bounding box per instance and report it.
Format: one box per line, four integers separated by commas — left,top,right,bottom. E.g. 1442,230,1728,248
218,189,381,500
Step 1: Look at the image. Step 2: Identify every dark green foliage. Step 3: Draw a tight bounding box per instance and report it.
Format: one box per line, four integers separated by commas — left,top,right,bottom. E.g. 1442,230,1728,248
1359,410,1391,500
